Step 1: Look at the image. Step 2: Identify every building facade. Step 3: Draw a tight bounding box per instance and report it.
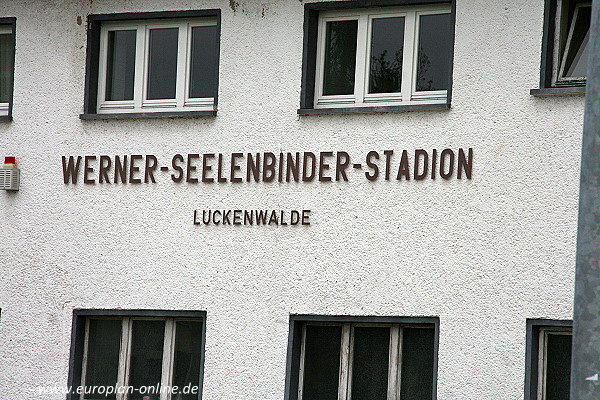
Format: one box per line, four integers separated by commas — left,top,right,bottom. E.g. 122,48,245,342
0,0,587,399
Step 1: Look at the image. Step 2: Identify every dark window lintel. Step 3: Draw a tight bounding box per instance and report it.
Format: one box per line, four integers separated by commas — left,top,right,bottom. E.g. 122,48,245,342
87,9,220,23
304,0,450,11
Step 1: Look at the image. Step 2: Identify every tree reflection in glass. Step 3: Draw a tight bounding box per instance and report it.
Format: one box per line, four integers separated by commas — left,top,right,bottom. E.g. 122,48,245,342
323,20,358,96
369,17,404,94
416,13,451,92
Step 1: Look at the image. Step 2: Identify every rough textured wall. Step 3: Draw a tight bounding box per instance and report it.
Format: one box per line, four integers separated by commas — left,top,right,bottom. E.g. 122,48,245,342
0,0,582,399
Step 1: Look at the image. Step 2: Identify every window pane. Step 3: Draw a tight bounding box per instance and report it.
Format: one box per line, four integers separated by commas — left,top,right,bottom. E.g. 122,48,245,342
128,320,165,400
416,14,452,92
400,327,435,400
562,6,591,78
302,325,342,400
105,30,136,101
147,28,179,100
0,32,13,104
171,321,203,400
545,333,572,400
84,319,121,400
351,327,390,400
189,26,218,99
323,20,358,96
369,17,404,94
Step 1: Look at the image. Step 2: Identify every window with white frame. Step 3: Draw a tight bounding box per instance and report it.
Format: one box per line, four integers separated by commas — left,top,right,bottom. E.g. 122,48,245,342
537,327,572,400
72,314,205,400
294,321,436,400
84,11,220,117
0,22,15,117
310,4,453,109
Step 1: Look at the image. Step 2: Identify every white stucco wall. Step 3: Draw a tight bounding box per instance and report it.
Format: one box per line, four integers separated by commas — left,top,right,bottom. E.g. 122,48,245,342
0,0,583,399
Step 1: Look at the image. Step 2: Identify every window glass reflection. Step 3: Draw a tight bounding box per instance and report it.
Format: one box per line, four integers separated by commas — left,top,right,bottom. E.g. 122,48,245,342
416,14,452,92
369,17,404,94
323,20,358,96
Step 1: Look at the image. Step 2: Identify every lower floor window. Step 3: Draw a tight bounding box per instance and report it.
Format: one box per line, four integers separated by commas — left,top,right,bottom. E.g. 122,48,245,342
288,317,438,400
537,327,572,400
69,311,205,400
525,320,572,400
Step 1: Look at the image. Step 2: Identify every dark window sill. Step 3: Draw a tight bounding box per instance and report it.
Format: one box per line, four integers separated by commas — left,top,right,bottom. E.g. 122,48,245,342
80,110,217,120
0,115,13,122
298,103,450,115
530,86,586,96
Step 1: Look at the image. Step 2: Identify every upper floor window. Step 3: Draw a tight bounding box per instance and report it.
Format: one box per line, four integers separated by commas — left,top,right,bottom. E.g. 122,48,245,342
535,0,590,93
0,18,15,119
299,1,454,114
554,1,591,86
82,10,220,119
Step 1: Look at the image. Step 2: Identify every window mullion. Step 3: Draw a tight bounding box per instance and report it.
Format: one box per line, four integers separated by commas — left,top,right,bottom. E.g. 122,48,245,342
338,324,351,400
97,25,109,108
354,15,369,105
538,330,548,400
402,11,417,103
175,23,188,109
298,325,307,400
387,325,400,400
134,24,146,110
363,15,374,99
79,319,91,400
347,325,357,400
551,1,564,85
184,23,193,106
160,318,176,400
396,327,403,400
117,318,132,400
314,16,327,105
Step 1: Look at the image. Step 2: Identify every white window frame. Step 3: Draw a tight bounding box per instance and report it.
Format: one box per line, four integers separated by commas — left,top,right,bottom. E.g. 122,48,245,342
79,317,198,400
536,327,572,400
0,25,13,116
297,322,431,400
97,18,217,114
313,4,451,109
552,0,591,85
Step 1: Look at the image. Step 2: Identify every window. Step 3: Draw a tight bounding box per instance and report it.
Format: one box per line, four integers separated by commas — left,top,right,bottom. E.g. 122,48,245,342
0,18,15,120
535,0,591,93
299,1,454,114
284,316,439,400
525,320,573,400
67,310,206,400
82,10,220,118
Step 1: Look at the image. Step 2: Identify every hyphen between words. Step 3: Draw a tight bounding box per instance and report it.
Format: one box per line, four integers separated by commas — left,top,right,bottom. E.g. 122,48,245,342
61,149,473,184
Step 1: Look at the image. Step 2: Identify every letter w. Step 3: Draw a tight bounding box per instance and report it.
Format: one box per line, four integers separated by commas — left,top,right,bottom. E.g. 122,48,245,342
256,210,268,225
62,156,82,184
